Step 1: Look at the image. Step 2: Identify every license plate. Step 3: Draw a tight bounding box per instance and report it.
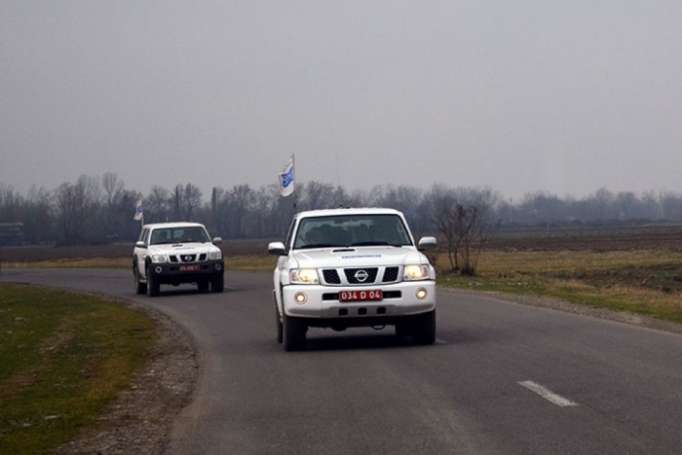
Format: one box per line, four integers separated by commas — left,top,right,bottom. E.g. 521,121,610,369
179,265,200,272
339,290,383,302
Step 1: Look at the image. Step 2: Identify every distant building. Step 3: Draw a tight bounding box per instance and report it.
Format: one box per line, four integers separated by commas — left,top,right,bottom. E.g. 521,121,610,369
0,222,24,246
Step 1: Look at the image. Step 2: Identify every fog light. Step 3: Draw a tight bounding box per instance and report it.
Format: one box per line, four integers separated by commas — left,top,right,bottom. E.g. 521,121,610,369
215,263,222,271
155,266,163,274
294,292,307,304
416,288,428,300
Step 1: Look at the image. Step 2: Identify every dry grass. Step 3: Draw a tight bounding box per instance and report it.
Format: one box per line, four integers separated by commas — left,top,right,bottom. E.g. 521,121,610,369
437,249,682,323
1,256,276,272
2,258,130,270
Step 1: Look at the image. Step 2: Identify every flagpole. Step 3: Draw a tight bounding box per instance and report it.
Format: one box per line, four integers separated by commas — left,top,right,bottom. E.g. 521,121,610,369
292,153,297,210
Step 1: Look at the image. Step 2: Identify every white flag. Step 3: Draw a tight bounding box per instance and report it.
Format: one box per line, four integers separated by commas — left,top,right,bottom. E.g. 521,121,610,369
133,199,144,221
278,155,295,197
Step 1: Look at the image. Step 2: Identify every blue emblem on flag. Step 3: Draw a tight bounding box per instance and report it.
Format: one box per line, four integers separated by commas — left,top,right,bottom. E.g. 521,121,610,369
280,167,294,188
278,156,295,197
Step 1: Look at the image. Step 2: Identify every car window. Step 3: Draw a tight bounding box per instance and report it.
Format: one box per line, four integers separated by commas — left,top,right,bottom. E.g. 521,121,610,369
293,215,412,249
150,227,209,245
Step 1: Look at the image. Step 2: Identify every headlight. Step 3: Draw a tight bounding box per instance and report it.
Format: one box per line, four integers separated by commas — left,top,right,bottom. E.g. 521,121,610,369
403,264,430,281
289,268,319,285
208,250,222,260
151,254,169,264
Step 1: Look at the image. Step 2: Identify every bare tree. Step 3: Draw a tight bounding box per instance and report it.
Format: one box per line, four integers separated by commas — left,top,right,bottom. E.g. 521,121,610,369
430,186,460,272
182,183,202,220
102,172,124,208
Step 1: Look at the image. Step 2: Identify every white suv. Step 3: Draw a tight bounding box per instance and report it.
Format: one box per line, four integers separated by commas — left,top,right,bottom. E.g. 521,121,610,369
133,222,225,297
269,208,437,351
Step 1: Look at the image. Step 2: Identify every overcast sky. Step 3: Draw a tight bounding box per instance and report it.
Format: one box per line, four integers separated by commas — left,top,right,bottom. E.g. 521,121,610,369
1,1,681,198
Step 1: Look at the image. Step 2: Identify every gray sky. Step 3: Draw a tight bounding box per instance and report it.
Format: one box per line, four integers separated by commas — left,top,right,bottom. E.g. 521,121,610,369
2,0,681,198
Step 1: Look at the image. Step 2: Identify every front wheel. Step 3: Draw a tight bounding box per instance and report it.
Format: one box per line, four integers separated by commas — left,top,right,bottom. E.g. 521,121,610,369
146,266,160,297
413,310,436,345
197,280,210,293
211,273,224,293
282,313,306,351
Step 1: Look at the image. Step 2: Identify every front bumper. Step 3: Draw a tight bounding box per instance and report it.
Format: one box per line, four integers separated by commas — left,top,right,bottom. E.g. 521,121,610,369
150,260,224,283
282,280,436,320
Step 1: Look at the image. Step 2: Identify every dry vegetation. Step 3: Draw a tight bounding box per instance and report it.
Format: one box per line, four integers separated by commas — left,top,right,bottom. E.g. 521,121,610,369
436,249,682,323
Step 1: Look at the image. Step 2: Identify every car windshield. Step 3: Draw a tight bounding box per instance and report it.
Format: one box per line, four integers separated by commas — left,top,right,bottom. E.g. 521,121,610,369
293,214,412,249
150,227,209,245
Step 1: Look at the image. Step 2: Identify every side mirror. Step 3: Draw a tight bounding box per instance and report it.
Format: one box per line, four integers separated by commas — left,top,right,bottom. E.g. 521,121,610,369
418,236,437,251
268,241,286,256
212,237,223,245
135,241,147,249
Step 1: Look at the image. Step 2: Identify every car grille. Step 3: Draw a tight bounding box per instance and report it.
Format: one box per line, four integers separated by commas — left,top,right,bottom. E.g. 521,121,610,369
344,268,379,284
382,267,399,283
323,269,341,284
169,254,198,263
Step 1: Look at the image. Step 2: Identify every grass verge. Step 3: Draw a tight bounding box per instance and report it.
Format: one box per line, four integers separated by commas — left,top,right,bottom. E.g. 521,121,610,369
437,249,682,324
0,284,155,454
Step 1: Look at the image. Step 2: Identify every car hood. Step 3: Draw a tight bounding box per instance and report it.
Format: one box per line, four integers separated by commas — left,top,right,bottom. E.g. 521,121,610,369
289,246,428,269
147,243,220,256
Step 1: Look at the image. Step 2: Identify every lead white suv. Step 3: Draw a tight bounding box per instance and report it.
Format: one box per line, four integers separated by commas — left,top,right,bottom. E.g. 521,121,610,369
133,222,225,297
269,208,438,351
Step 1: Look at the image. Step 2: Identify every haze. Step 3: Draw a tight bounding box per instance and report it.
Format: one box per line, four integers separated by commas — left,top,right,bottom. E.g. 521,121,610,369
2,1,681,198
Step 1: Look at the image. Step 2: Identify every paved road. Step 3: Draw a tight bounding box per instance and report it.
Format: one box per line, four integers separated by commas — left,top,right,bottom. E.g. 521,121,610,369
2,268,682,454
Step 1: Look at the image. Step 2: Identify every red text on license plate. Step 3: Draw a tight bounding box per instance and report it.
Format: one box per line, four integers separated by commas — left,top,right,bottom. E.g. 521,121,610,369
339,290,383,302
180,265,200,272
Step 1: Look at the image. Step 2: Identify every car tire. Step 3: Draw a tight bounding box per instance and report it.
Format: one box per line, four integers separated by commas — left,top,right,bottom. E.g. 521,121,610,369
413,310,436,345
133,266,147,295
212,273,224,293
282,313,306,351
198,280,210,293
276,306,283,344
146,266,160,297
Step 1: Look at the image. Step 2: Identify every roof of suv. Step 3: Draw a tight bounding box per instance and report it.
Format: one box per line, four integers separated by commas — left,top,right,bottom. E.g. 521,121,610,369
142,222,206,230
295,208,403,219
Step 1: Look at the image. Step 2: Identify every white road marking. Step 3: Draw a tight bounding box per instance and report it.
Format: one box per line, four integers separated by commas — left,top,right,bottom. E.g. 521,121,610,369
435,338,448,345
518,380,578,407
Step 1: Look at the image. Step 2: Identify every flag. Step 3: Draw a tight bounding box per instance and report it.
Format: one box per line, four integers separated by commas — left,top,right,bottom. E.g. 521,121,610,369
278,155,295,197
133,199,144,222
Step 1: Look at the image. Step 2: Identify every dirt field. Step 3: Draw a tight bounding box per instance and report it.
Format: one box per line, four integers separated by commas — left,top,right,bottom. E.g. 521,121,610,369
0,238,270,263
1,224,680,264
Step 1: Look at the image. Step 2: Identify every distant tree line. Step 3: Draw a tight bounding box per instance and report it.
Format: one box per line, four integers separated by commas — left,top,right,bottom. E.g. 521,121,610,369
1,173,682,246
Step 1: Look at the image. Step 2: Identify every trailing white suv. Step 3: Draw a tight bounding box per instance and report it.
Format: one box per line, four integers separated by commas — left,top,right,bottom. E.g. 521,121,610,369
269,208,438,351
133,222,225,297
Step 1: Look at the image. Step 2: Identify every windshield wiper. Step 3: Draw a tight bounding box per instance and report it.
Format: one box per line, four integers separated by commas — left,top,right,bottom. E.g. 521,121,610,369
297,243,340,249
349,241,404,247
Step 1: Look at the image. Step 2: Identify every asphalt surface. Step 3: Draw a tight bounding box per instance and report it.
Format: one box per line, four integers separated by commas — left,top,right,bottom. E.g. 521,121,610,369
2,268,682,454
